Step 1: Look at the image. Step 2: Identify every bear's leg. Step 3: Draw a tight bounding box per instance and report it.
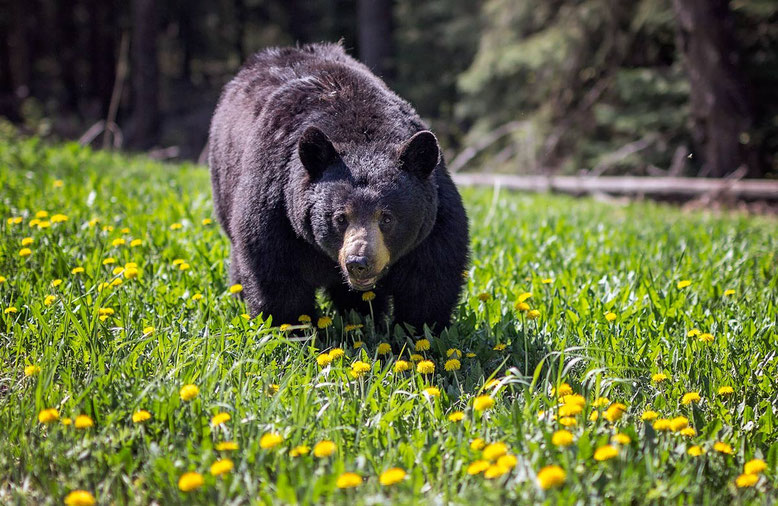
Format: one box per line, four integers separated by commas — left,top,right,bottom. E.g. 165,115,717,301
388,235,467,333
326,282,389,324
234,252,317,325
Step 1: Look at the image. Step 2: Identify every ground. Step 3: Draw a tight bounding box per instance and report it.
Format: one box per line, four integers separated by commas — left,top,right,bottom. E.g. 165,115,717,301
0,138,776,505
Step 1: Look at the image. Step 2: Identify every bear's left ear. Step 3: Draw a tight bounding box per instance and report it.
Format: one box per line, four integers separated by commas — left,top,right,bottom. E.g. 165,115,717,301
398,130,440,179
298,126,340,181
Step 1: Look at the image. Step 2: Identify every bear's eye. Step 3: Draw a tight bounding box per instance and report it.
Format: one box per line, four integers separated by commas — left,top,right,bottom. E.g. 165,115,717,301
381,213,393,225
335,214,347,225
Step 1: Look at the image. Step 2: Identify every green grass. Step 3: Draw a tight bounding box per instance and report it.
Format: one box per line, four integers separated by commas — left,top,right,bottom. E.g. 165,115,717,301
1,137,777,504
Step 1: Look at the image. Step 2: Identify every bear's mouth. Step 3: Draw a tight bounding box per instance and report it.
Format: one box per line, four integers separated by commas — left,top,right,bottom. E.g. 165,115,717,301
347,276,378,291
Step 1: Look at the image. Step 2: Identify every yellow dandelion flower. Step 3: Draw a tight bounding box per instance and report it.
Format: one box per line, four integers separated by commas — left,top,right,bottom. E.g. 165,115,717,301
736,473,758,488
482,442,508,461
260,432,283,449
718,386,734,396
179,263,190,271
497,454,518,470
559,404,583,417
467,460,490,475
64,490,95,506
377,343,392,355
71,267,84,274
446,348,462,358
559,416,577,427
19,248,32,257
394,360,411,373
493,343,507,351
537,465,566,490
351,360,371,378
551,430,574,447
527,309,541,319
424,386,441,397
170,223,183,230
142,326,154,335
35,210,49,219
604,403,627,422
130,239,143,247
714,442,733,455
98,307,114,316
336,472,361,489
541,278,553,284
517,291,532,303
444,358,461,371
28,218,40,227
477,292,491,301
605,312,617,322
514,301,530,311
313,440,336,458
688,446,704,456
473,395,494,412
589,411,599,421
180,384,199,401
74,415,94,429
316,353,333,367
641,410,659,421
317,316,332,329
466,352,476,358
0,275,6,284
112,238,126,247
216,441,239,451
410,353,423,362
677,279,691,289
744,458,767,475
417,360,435,374
593,396,610,407
210,458,234,476
267,384,279,395
298,314,311,323
21,237,33,246
354,341,365,349
44,295,56,306
191,293,203,301
484,464,508,479
379,468,406,486
593,445,619,461
651,373,668,383
61,417,72,426
344,323,363,332
5,306,18,314
723,289,736,296
178,472,204,492
24,365,41,377
470,438,486,451
448,411,464,422
211,412,231,426
679,427,697,437
202,218,213,225
687,328,701,337
415,339,431,351
290,445,310,457
87,218,99,227
670,416,689,432
552,383,573,397
51,279,63,287
484,378,501,389
361,291,376,302
681,392,701,405
110,278,122,287
279,324,291,332
132,410,151,423
653,418,672,431
228,284,243,294
698,333,714,343
53,179,64,188
612,433,631,445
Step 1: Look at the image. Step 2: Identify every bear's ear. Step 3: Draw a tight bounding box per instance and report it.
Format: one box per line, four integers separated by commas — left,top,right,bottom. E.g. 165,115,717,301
398,130,440,179
298,126,340,181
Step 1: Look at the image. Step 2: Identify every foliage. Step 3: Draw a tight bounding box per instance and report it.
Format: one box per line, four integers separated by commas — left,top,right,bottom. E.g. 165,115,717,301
0,139,777,504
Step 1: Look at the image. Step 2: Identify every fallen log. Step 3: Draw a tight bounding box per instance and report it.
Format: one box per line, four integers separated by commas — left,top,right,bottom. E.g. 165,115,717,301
452,174,778,201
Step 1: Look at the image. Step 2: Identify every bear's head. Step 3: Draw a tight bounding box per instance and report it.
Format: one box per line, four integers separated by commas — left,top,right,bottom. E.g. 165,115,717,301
295,126,440,290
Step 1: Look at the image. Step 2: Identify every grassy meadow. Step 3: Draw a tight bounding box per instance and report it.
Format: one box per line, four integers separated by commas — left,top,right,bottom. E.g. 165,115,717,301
0,138,777,504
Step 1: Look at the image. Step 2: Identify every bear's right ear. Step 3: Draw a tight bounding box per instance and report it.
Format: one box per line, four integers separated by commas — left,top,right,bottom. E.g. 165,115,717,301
398,130,440,179
298,126,340,181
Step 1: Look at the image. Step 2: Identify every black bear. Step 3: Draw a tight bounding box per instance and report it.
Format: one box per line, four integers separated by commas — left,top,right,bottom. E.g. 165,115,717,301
208,43,469,331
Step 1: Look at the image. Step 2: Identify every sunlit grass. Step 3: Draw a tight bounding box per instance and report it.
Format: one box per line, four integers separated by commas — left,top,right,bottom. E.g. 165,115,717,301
0,138,776,504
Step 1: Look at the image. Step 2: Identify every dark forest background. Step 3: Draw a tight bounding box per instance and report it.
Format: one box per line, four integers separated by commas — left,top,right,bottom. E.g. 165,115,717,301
1,0,776,177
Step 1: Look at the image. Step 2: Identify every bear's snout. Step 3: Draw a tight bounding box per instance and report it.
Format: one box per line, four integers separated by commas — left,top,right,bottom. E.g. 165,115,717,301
346,255,370,278
339,222,390,290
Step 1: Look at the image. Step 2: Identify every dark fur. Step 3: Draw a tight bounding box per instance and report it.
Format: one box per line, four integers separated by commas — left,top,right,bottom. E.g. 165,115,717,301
208,43,469,331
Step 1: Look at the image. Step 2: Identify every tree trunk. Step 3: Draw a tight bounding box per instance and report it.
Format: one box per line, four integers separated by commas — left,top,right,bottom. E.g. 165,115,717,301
357,0,394,80
127,0,160,150
672,0,760,177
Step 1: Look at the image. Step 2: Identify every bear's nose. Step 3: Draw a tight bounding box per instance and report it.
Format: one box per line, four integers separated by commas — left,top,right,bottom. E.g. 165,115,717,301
346,255,370,278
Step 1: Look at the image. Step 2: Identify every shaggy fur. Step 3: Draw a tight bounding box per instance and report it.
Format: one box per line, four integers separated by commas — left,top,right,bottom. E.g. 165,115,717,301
208,43,469,331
